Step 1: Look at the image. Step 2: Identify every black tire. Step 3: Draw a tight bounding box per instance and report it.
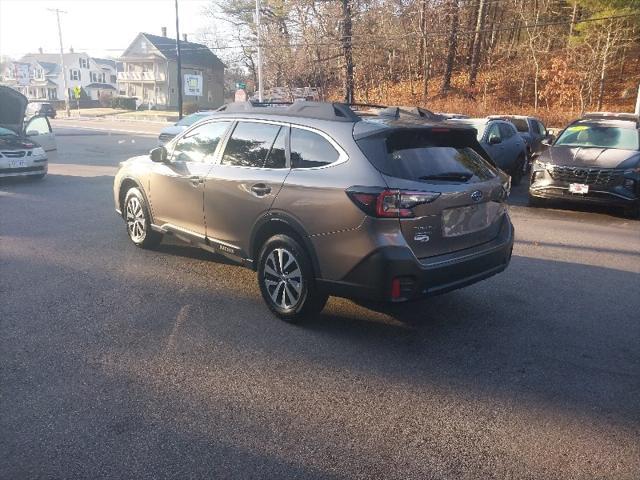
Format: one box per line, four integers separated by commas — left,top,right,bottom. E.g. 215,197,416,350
511,155,525,186
528,193,545,208
257,234,328,323
623,203,640,219
123,187,162,249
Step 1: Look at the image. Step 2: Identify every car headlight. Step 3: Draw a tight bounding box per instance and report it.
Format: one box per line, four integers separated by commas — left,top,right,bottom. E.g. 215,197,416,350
32,147,46,157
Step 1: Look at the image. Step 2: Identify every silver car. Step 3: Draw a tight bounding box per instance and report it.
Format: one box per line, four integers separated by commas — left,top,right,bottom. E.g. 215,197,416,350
0,86,57,179
114,102,514,322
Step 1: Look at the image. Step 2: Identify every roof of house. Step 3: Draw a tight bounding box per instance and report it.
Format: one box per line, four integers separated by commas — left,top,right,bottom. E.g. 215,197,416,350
85,83,116,90
92,58,117,69
140,33,224,69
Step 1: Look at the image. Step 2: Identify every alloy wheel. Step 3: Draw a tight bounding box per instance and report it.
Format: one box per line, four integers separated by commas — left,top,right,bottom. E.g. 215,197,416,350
263,248,303,310
126,196,146,243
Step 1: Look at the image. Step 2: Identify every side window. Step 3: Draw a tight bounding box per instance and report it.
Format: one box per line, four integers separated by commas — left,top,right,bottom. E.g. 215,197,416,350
221,121,281,168
172,121,230,163
499,123,514,139
536,121,547,136
264,127,287,169
487,123,501,141
290,128,339,168
25,116,51,136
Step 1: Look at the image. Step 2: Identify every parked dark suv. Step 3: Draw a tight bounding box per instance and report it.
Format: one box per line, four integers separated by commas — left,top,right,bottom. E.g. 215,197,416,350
113,102,514,321
529,112,640,217
25,102,56,119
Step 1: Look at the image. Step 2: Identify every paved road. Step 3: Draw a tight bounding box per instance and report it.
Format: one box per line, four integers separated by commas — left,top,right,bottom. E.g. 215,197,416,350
1,127,639,479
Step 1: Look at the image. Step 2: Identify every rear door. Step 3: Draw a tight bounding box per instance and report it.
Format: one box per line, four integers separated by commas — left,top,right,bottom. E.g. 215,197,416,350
148,120,231,236
203,120,290,255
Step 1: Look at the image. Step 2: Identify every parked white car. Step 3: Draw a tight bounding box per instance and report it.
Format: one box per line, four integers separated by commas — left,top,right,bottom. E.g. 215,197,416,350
0,86,57,179
158,111,215,145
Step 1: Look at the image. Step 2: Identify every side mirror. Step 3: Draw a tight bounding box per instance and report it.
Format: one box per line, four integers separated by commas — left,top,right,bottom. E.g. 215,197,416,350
150,146,168,163
541,137,554,147
488,135,501,145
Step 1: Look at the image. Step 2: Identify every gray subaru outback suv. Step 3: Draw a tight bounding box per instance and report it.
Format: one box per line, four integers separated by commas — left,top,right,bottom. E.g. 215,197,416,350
113,102,514,322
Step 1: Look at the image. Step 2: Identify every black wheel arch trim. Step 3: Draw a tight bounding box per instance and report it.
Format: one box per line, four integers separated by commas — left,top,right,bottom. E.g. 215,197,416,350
249,211,322,277
119,176,154,224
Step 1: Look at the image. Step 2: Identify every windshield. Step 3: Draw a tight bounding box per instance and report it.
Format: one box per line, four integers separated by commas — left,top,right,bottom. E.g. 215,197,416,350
510,118,529,132
555,124,639,150
176,112,209,127
0,127,17,137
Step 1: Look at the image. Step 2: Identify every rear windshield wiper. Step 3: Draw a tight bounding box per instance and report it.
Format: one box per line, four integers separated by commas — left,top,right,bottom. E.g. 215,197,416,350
419,172,472,181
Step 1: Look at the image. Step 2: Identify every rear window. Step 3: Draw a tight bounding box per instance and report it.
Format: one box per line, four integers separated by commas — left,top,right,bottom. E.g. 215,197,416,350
357,131,498,183
510,118,529,132
290,128,340,168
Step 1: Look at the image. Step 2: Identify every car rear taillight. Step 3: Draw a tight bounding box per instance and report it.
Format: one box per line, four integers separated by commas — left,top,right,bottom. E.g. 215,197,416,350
346,187,440,218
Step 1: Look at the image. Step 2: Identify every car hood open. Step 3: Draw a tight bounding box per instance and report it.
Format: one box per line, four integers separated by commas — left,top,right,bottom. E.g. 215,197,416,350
542,145,640,169
0,86,27,134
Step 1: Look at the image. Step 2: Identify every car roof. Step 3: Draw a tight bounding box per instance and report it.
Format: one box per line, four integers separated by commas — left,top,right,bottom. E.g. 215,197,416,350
570,118,639,129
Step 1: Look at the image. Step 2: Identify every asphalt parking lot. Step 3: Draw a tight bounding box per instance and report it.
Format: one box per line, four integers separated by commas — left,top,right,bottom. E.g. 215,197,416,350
1,125,639,479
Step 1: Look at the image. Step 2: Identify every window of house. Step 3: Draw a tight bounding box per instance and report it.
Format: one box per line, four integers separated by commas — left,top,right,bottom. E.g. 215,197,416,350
290,127,339,168
111,75,117,83
79,58,88,69
221,122,283,168
171,121,231,163
70,69,80,81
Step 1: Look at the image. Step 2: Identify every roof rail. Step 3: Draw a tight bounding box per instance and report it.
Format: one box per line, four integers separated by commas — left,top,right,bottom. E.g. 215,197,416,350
376,106,443,121
582,111,639,123
215,101,361,122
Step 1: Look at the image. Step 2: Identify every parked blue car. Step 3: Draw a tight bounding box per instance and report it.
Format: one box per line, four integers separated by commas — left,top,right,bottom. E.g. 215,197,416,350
451,118,528,185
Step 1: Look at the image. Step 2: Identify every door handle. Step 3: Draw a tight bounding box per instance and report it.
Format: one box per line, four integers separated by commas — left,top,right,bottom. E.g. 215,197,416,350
251,183,271,197
188,175,203,187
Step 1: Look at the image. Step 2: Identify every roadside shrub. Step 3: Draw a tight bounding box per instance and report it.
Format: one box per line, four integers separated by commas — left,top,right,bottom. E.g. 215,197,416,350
183,103,200,114
111,96,136,110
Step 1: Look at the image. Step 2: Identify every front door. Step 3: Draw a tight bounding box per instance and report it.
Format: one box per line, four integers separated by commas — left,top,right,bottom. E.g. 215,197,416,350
148,120,232,236
204,121,290,256
25,115,57,159
484,123,506,170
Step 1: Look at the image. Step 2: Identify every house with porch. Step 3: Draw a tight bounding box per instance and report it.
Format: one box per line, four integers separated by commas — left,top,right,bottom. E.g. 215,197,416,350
117,30,224,109
1,50,118,102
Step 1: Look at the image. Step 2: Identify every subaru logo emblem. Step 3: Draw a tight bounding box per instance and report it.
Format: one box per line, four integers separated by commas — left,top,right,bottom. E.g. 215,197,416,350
471,190,483,202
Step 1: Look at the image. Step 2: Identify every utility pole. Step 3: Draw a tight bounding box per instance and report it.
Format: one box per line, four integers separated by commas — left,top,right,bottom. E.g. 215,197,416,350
255,0,263,102
175,0,183,119
48,8,70,118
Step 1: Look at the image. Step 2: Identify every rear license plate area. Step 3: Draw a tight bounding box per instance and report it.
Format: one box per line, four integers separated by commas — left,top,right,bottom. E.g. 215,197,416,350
442,202,504,237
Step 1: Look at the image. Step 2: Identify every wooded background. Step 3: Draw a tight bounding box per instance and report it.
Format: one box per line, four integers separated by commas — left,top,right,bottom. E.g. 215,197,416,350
202,0,640,124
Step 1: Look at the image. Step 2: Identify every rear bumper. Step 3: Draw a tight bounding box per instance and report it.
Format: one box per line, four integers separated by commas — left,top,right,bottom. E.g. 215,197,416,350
317,215,514,302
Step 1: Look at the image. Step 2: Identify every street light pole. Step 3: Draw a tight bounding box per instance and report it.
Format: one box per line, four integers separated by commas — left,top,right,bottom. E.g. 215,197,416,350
49,8,70,118
175,0,183,119
255,0,263,102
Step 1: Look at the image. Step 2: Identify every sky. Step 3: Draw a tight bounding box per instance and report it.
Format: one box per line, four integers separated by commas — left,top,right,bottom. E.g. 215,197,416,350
0,0,215,60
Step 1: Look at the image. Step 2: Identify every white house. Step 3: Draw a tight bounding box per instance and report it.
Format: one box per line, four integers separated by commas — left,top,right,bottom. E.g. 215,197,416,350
1,49,118,102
